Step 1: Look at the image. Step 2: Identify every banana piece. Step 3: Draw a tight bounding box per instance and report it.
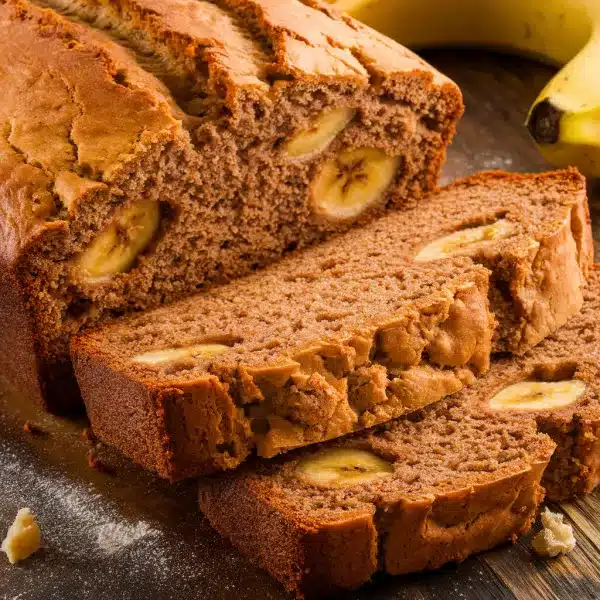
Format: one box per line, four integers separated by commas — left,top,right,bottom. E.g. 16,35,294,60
328,0,600,177
311,148,400,220
295,447,394,487
78,199,160,283
414,219,514,262
526,10,600,177
285,107,356,159
132,343,229,365
488,380,586,411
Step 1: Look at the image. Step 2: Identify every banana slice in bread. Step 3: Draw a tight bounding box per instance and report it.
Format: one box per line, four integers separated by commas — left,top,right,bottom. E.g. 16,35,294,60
285,107,356,159
311,148,400,220
295,448,394,487
489,380,586,411
78,199,160,283
132,343,229,365
415,219,515,262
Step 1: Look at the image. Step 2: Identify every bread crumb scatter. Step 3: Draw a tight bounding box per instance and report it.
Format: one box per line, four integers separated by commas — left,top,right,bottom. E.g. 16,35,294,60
23,421,46,436
2,508,42,564
531,508,576,557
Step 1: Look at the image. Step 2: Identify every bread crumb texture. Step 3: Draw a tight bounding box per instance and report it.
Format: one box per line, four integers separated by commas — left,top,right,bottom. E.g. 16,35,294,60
531,508,576,557
1,507,42,564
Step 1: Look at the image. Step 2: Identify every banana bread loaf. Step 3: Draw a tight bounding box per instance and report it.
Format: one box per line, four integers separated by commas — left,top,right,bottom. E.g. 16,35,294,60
73,257,494,479
198,267,600,599
71,169,593,479
0,0,463,413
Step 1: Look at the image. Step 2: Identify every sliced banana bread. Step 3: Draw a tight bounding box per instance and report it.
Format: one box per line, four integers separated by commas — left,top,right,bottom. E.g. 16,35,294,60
316,168,593,354
0,0,463,412
198,267,600,599
73,257,494,479
71,169,593,479
199,399,554,599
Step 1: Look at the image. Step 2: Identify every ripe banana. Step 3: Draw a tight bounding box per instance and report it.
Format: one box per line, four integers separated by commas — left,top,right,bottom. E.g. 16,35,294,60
132,343,229,365
414,219,514,262
327,0,600,177
78,198,159,283
285,107,356,159
488,379,586,411
311,147,400,220
295,447,394,487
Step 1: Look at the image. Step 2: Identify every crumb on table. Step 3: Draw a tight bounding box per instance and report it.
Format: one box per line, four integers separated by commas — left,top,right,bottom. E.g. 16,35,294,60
531,507,576,557
23,421,47,436
2,508,42,564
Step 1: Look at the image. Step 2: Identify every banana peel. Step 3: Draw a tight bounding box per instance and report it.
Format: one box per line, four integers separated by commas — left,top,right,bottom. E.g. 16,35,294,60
328,0,600,177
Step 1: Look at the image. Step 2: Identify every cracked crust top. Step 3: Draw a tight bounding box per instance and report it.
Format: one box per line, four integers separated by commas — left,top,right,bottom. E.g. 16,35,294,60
0,0,183,259
0,0,459,262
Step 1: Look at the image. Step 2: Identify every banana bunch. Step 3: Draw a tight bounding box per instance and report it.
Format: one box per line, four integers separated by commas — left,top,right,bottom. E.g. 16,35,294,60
328,0,600,177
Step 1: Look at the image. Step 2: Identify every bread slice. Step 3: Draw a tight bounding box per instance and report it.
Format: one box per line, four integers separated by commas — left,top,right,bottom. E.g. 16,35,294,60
0,0,463,413
73,257,494,479
199,401,554,599
332,168,593,354
197,267,600,599
71,169,593,479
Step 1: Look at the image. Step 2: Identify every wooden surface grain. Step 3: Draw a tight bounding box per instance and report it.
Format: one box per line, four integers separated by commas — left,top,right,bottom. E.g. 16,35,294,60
1,50,599,600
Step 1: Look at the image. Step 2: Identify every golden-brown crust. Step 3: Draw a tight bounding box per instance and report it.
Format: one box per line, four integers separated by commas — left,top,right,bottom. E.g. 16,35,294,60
381,462,546,575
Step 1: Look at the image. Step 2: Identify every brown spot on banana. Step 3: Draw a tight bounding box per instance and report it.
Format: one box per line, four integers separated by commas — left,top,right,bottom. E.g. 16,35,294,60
526,99,565,144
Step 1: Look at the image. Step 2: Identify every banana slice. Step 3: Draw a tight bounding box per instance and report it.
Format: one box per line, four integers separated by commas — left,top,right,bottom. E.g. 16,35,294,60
284,107,355,159
311,148,400,220
415,219,515,262
78,198,160,283
295,447,393,487
488,380,586,411
132,343,229,365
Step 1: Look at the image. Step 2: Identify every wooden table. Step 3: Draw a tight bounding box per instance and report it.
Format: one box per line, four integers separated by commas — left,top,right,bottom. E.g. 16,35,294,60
1,50,599,600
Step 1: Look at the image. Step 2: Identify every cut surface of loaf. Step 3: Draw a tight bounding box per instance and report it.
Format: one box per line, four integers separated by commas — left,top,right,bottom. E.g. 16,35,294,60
198,267,600,599
73,257,494,479
0,0,463,412
502,265,600,500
